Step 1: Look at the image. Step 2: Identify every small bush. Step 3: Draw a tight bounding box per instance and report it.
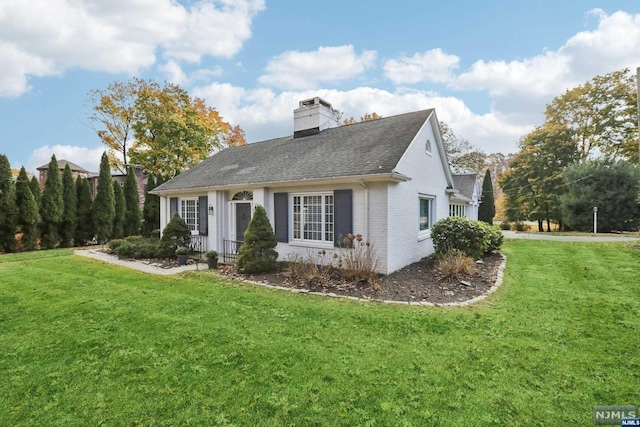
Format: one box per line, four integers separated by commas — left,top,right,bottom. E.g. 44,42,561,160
478,222,504,253
124,235,142,243
237,206,278,274
156,214,191,258
432,216,503,258
513,222,530,231
499,221,511,230
436,250,477,279
107,238,126,253
205,250,218,259
114,238,160,259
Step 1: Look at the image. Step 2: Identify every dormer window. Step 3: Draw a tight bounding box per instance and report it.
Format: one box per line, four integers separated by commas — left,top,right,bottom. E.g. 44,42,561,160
425,139,432,155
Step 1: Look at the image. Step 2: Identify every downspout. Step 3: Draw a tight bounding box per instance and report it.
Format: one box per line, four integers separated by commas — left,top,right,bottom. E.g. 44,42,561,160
359,180,369,239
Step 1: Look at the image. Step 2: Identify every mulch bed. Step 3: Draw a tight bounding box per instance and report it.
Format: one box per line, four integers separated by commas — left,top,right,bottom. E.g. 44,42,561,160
218,252,504,305
102,249,504,304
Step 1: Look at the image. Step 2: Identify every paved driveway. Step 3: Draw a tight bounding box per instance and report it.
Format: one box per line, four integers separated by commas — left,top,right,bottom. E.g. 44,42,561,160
502,230,639,242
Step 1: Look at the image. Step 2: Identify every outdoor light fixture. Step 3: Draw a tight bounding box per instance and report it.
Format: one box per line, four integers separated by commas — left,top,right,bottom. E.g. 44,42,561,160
208,205,214,215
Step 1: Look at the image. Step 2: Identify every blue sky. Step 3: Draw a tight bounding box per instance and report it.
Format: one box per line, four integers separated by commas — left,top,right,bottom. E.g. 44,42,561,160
1,0,640,174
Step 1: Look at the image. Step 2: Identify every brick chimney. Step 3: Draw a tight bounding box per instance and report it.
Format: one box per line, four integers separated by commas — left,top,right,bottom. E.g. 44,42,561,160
293,97,338,138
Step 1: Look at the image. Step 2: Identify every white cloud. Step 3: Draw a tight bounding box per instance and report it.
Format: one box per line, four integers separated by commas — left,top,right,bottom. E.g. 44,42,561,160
258,45,377,90
159,60,224,86
383,49,460,85
27,145,104,176
193,83,527,154
0,0,264,97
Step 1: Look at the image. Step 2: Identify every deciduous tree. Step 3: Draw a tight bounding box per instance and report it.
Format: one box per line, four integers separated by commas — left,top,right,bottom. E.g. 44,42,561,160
93,152,115,243
87,79,139,174
0,154,18,252
123,166,141,236
440,121,486,173
59,164,77,247
499,124,579,231
40,155,64,249
129,81,231,177
15,167,40,251
545,68,638,162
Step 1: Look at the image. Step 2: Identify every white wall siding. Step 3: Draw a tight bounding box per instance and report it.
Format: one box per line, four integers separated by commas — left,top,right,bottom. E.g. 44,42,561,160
385,116,450,274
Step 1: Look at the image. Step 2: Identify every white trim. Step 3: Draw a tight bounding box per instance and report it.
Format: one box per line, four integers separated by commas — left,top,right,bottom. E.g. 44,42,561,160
290,191,334,245
418,194,435,241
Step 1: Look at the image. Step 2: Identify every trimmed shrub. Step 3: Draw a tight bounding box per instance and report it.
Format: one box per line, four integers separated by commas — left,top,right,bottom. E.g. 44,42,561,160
236,205,278,273
432,216,503,258
107,238,126,253
499,221,511,231
155,214,191,258
436,249,477,279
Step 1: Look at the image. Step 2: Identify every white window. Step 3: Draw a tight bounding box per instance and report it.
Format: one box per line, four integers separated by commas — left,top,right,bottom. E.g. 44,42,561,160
180,198,199,233
292,193,334,243
419,196,434,233
449,204,467,217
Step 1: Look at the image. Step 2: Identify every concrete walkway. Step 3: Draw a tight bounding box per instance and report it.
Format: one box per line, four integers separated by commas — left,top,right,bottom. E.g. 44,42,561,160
74,249,206,275
502,230,639,242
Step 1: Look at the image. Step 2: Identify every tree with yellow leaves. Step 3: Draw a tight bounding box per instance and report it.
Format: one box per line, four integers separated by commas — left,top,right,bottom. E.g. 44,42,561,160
88,78,245,176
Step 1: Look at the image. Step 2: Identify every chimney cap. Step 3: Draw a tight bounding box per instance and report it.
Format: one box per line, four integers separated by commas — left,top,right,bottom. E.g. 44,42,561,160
299,97,332,109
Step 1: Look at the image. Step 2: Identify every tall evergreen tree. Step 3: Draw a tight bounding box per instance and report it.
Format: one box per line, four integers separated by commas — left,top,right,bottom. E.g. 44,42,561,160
123,166,142,236
29,175,41,207
112,182,126,239
15,167,40,251
142,174,161,237
40,155,64,249
59,164,77,247
478,170,496,225
75,177,94,245
0,154,18,252
93,152,115,243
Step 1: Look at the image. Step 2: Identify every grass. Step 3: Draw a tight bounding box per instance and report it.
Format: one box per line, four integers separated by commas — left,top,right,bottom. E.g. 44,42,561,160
0,241,639,426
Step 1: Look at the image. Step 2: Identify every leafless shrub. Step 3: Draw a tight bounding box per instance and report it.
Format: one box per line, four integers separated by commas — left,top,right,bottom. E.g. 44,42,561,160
286,251,332,285
335,233,381,284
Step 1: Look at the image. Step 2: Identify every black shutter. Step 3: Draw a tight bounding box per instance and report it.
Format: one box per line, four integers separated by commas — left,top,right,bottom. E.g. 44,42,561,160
169,197,178,218
274,192,288,243
198,195,208,235
334,189,352,247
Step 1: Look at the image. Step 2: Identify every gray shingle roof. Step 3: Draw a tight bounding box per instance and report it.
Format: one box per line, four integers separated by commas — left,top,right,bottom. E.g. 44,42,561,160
36,159,88,173
452,174,479,199
154,109,433,192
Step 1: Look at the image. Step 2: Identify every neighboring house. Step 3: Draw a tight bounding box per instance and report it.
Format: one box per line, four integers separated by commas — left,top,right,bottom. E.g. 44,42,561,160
450,173,482,220
111,165,149,208
152,97,461,275
37,159,90,189
37,159,148,208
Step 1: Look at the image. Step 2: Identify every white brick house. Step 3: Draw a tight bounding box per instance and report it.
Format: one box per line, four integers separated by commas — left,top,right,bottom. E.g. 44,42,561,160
152,97,464,275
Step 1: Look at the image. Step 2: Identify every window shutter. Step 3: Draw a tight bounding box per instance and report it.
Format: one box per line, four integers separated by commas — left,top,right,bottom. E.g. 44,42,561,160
334,189,352,247
274,192,288,243
198,195,208,235
169,197,178,218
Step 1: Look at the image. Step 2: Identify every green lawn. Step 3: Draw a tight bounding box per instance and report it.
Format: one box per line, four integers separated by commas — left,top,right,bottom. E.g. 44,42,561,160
1,241,638,426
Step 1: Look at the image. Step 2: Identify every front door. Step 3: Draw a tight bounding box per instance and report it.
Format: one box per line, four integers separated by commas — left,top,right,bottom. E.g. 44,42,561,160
235,203,251,241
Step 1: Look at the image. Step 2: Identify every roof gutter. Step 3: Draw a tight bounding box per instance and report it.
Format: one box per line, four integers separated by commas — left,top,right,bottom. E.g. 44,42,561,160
150,172,412,196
